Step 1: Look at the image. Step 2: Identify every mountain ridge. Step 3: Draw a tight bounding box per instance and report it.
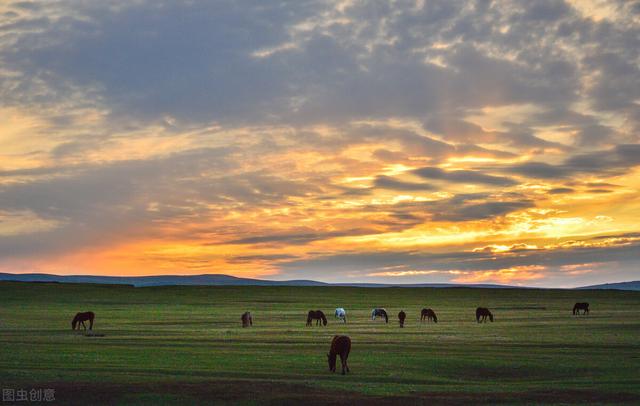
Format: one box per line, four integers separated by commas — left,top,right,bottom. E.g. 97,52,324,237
1,272,638,290
0,272,514,288
575,280,640,291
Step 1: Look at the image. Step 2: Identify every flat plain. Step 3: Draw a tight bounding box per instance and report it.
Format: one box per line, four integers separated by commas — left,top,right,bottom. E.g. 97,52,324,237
1,282,639,405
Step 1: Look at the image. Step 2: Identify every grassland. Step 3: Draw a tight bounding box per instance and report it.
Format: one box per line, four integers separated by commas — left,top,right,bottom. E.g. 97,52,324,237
1,282,639,405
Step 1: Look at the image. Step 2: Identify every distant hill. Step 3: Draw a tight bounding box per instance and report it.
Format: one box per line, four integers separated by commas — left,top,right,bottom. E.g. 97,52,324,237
0,272,517,288
576,281,640,291
0,273,327,287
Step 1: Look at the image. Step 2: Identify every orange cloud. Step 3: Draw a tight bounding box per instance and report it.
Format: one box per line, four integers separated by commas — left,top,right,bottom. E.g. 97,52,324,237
451,266,548,284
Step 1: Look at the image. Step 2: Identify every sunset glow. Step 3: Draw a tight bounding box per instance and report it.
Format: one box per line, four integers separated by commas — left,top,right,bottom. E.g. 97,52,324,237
1,0,639,287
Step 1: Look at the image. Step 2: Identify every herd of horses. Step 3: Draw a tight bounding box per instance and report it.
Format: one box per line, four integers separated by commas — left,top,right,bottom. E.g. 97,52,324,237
302,307,490,326
70,302,590,375
71,302,591,331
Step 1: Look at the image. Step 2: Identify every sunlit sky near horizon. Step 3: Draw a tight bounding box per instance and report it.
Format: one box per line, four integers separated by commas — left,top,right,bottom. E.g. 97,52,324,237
1,0,639,287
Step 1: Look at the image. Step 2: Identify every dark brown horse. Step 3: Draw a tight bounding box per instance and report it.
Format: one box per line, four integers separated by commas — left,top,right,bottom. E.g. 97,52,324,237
328,335,351,375
420,308,438,323
241,311,253,327
306,310,327,326
398,310,406,328
476,307,493,323
71,311,95,330
573,302,589,315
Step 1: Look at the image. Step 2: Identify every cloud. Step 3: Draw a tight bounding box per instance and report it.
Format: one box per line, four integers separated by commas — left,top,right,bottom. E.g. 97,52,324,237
226,228,376,246
276,233,640,285
413,166,518,186
504,144,640,179
373,175,434,191
548,187,575,194
430,200,534,222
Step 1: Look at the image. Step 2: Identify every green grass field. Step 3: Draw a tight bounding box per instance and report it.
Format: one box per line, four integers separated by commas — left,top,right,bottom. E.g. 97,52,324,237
1,282,639,405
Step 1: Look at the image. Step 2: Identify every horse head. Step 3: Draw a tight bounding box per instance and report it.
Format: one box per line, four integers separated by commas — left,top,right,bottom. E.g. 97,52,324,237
327,352,337,372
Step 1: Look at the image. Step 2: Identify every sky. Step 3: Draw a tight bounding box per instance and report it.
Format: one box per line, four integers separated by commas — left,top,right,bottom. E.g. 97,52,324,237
0,0,639,287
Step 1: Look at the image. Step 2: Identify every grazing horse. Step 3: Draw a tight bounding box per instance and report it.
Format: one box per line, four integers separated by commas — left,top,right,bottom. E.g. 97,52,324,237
241,311,253,327
71,311,95,330
334,308,347,323
420,308,438,323
306,310,327,326
573,302,589,315
328,335,351,375
371,308,388,323
398,310,406,328
476,307,494,323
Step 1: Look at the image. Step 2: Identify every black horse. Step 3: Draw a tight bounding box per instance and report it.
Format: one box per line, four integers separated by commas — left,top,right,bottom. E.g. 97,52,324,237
371,308,388,323
398,310,406,328
241,311,253,327
307,310,327,326
476,307,493,323
71,311,95,330
420,308,438,323
573,302,589,315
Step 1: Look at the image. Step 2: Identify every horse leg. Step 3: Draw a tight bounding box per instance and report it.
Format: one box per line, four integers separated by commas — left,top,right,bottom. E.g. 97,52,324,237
89,319,93,330
81,321,86,330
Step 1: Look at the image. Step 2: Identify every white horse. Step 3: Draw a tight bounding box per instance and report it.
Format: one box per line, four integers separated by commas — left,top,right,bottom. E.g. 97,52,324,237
334,308,347,323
